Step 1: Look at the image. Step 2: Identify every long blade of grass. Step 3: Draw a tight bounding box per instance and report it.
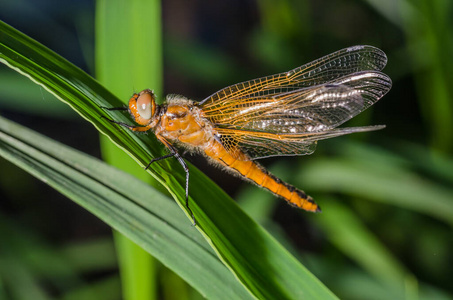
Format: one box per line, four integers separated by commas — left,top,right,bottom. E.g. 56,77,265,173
0,115,250,299
313,200,409,286
95,1,163,299
400,0,453,152
297,158,453,226
0,20,336,299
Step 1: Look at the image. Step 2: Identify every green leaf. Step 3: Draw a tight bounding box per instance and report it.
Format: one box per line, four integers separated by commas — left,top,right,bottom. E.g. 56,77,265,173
0,115,249,299
95,1,163,299
313,200,409,285
401,0,453,152
0,20,336,299
297,157,453,226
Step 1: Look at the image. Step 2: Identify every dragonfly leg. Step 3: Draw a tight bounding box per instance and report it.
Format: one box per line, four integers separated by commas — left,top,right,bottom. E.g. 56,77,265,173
156,136,196,226
101,116,152,132
102,110,196,225
175,152,194,226
144,152,175,170
101,106,146,130
100,106,128,111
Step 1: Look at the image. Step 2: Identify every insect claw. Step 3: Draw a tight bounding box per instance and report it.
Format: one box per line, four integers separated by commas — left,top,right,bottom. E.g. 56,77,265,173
143,153,176,170
186,205,196,226
100,115,112,122
100,106,128,111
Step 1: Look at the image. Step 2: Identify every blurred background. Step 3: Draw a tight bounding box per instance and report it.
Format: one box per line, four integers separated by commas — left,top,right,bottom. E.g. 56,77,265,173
0,0,452,299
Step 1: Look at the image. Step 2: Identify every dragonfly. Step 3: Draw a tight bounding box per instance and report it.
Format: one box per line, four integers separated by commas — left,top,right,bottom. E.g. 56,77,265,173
103,45,392,225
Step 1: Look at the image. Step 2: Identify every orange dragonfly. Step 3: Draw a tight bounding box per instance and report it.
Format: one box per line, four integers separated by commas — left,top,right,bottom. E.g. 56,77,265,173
104,45,392,225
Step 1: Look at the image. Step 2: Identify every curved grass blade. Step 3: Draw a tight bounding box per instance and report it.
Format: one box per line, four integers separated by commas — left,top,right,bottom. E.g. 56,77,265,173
0,20,336,299
313,200,409,285
95,1,163,299
297,157,453,226
0,115,251,299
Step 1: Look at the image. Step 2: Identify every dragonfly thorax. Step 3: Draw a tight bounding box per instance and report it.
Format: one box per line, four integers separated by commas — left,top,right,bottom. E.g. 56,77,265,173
156,98,215,148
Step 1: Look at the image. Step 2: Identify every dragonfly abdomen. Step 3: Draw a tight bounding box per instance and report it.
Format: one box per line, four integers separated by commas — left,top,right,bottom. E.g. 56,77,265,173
256,166,320,212
204,140,320,212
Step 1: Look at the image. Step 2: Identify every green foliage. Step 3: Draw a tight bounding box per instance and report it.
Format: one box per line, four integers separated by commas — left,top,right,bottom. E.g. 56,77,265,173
0,115,249,299
96,1,163,299
0,19,335,299
1,0,453,299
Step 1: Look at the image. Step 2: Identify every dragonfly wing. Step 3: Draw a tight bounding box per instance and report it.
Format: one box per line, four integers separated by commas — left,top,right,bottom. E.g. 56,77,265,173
199,46,391,160
217,125,384,160
209,71,391,133
199,45,388,112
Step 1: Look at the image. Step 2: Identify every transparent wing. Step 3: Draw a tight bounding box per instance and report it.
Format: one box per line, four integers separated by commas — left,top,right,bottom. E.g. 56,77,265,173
199,45,388,113
217,125,385,160
198,45,391,160
207,71,391,133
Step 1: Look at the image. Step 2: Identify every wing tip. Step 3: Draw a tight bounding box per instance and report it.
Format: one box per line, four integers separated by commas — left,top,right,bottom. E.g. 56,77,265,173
365,124,386,131
348,124,386,134
345,45,388,71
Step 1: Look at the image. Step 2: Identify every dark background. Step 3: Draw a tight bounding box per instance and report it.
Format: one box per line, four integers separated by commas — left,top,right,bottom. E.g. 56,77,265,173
0,0,452,299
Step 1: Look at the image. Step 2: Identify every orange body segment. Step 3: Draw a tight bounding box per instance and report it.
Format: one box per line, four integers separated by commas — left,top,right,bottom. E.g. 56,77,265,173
204,140,320,212
154,102,320,212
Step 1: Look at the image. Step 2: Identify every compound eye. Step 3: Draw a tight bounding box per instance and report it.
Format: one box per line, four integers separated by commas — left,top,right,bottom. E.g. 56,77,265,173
136,92,154,120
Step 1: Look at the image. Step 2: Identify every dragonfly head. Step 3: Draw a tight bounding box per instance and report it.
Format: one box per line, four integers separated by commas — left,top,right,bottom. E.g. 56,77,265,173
128,89,159,128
